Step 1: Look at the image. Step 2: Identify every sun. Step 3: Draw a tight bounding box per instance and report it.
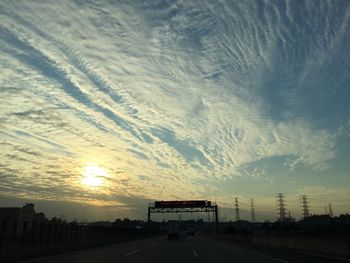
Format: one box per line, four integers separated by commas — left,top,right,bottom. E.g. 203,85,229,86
82,165,107,187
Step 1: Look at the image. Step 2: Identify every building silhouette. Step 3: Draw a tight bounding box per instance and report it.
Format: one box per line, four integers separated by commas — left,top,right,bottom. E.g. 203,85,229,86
0,203,38,242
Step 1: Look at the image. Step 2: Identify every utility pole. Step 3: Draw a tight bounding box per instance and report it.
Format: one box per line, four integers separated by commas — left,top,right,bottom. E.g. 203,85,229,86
328,203,334,217
250,198,256,223
214,204,219,232
235,197,240,221
324,205,328,215
276,193,287,222
301,195,310,219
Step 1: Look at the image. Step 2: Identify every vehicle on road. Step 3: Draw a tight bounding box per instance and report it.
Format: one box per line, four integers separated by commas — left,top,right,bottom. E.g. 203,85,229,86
179,230,187,239
186,224,196,236
168,220,180,240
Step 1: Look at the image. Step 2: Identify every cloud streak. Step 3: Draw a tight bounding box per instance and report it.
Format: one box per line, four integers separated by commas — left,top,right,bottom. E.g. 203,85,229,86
0,0,349,218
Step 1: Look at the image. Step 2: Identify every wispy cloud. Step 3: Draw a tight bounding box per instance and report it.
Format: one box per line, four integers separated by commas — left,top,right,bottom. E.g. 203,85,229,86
0,0,349,218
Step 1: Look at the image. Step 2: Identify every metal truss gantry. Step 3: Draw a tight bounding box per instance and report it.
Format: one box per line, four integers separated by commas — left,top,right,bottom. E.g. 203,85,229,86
147,201,219,230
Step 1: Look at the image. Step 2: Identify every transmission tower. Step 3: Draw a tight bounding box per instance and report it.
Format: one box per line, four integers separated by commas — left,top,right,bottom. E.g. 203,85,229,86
328,203,334,217
235,197,240,221
276,193,287,222
250,198,256,223
301,195,310,219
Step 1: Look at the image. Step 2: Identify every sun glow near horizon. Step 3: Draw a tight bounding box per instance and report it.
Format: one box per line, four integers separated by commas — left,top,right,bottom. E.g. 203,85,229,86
81,165,108,188
1,0,350,220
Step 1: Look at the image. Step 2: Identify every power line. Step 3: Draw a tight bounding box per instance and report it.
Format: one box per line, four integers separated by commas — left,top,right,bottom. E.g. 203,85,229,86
235,197,240,221
250,198,256,223
301,195,310,219
328,203,334,217
276,193,287,222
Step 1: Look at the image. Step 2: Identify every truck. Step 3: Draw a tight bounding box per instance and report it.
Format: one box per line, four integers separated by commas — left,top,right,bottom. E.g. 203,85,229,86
167,220,180,240
186,224,196,236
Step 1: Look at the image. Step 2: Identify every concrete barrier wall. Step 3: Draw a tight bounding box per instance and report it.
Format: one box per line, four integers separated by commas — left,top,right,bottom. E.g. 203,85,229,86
252,236,350,258
0,222,157,262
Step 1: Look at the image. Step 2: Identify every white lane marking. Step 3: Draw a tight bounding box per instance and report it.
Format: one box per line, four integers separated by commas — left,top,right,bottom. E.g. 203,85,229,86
125,249,141,257
200,237,288,263
151,242,158,246
19,248,88,263
285,248,350,262
239,249,289,263
192,249,198,257
20,252,76,263
220,242,288,263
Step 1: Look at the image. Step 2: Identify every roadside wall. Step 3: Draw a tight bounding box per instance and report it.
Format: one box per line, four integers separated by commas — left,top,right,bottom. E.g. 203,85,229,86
0,222,157,262
252,236,350,258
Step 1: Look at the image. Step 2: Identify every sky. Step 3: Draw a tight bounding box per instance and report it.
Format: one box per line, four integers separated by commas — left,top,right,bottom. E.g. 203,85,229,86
0,0,349,222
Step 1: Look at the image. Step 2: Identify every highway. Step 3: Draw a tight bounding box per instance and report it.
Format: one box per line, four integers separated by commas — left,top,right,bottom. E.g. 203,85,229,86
25,235,348,263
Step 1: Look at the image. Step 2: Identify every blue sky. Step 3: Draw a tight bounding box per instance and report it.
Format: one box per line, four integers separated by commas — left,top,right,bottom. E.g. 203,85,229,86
0,0,349,221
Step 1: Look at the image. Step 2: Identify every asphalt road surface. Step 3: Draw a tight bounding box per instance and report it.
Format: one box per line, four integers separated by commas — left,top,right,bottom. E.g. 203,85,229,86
24,235,348,263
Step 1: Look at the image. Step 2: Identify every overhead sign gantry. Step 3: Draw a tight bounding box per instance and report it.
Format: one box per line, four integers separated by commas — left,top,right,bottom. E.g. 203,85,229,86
147,200,219,229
